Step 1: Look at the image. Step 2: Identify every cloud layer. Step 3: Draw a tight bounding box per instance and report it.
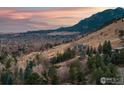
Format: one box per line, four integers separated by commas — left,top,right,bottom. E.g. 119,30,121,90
0,7,110,33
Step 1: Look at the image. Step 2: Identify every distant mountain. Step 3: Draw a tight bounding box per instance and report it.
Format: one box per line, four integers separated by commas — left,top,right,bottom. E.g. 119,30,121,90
56,7,124,33
1,7,124,52
28,7,124,35
1,7,124,60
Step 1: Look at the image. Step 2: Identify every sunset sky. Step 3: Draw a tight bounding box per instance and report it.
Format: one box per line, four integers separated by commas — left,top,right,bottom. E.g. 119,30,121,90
0,7,113,33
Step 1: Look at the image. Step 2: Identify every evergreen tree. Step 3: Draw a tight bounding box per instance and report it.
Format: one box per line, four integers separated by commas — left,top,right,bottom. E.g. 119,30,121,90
24,60,34,84
86,46,93,57
107,41,112,55
1,70,13,85
19,68,24,81
98,44,103,54
96,67,104,84
118,48,124,64
111,50,119,64
107,63,118,77
86,46,90,56
88,48,119,84
41,71,49,84
69,60,85,84
25,73,42,85
102,40,112,56
51,48,75,64
103,54,111,64
48,66,59,84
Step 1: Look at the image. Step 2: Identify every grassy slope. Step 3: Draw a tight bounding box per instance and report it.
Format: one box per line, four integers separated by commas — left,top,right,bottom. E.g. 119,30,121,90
17,19,124,69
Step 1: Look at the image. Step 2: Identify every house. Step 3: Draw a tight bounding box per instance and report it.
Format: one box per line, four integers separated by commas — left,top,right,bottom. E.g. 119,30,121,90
73,44,88,51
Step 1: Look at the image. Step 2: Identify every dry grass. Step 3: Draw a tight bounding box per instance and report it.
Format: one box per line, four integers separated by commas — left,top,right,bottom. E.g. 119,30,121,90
17,19,124,69
76,19,124,48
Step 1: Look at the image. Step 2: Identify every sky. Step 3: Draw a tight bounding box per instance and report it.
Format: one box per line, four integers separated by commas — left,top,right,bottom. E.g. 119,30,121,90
0,7,113,33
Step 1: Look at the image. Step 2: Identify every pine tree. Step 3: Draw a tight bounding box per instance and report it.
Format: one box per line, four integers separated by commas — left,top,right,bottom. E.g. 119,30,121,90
102,40,112,56
25,73,42,84
86,46,93,57
24,60,34,84
69,60,85,84
48,66,59,84
118,48,124,64
98,44,103,54
103,54,111,64
96,67,104,84
1,70,13,85
19,68,24,81
111,51,119,64
107,41,112,56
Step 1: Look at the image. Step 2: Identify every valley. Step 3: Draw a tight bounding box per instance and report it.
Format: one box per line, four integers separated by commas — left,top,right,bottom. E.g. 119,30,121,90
0,7,124,85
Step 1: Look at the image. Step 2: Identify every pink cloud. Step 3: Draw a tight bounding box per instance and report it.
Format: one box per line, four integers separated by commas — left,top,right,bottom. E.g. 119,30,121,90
0,7,110,33
0,9,15,16
9,12,33,20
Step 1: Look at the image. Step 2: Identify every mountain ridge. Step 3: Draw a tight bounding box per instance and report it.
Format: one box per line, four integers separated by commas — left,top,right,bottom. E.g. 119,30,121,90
26,7,124,35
